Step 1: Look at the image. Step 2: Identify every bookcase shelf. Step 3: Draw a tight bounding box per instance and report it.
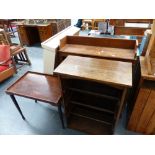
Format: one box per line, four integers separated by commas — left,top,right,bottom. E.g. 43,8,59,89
62,78,123,134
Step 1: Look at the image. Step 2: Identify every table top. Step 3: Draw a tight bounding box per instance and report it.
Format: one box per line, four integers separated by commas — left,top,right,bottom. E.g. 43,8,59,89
6,71,61,104
54,55,132,88
60,44,135,62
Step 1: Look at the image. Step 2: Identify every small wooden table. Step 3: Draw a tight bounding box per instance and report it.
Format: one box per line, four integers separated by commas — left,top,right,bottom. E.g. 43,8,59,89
6,71,64,128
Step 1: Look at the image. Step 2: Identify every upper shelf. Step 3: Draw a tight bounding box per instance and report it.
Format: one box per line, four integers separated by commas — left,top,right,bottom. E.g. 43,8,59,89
59,35,138,63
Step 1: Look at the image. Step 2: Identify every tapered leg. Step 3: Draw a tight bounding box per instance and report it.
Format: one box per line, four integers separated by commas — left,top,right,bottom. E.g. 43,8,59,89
10,95,25,120
58,104,65,129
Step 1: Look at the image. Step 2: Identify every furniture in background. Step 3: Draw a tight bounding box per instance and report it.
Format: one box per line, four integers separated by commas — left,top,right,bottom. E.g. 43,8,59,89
41,26,80,75
50,19,71,36
0,19,17,37
81,19,108,31
6,71,64,128
127,57,155,134
127,20,155,134
0,44,16,82
110,19,153,27
17,19,71,46
0,28,31,67
54,55,132,134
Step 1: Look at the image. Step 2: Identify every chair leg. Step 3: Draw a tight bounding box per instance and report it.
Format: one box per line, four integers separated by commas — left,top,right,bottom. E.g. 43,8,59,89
23,49,31,65
58,104,65,129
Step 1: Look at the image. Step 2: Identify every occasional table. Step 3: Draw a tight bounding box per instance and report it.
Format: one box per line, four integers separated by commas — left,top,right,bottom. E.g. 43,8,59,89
6,71,64,128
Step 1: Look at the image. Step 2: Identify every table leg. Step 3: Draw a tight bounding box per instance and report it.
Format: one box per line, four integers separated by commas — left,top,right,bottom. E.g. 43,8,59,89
58,104,65,129
10,95,25,120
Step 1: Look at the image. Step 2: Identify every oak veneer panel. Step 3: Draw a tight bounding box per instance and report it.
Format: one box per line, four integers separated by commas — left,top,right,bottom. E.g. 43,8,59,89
54,55,132,87
60,44,135,62
136,90,155,133
127,88,151,131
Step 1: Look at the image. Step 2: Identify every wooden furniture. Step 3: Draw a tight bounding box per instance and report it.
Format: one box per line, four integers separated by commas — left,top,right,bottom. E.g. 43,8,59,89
125,19,153,24
127,57,155,134
144,20,155,75
17,23,53,46
127,20,155,134
0,45,16,82
114,26,148,36
5,71,64,128
54,55,132,134
0,28,31,66
114,26,149,44
110,19,126,26
56,35,137,66
0,19,16,37
82,19,106,30
17,20,71,46
110,19,153,27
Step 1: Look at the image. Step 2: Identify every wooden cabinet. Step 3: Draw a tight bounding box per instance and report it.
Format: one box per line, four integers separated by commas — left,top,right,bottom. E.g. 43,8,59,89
128,57,155,134
17,24,52,46
54,55,132,134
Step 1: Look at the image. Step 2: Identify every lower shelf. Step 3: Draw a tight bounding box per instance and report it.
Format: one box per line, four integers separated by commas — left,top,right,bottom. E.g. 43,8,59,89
67,115,113,135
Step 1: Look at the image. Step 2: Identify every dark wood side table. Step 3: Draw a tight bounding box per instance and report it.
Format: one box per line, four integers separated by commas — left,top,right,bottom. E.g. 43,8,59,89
5,71,64,128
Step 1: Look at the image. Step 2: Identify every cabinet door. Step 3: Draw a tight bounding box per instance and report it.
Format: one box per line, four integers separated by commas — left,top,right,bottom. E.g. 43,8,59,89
38,25,52,42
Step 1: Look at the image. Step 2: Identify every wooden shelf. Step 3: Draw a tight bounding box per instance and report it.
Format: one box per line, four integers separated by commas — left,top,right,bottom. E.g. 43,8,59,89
59,35,137,63
70,105,114,125
66,78,123,99
70,90,119,113
71,101,115,115
69,87,120,101
68,115,113,135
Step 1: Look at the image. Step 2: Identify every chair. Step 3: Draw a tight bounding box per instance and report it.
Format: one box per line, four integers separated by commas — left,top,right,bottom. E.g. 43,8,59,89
0,29,31,67
0,44,16,82
0,19,16,37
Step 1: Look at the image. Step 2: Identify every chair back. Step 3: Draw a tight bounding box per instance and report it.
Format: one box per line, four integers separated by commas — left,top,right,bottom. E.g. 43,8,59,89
0,44,11,64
